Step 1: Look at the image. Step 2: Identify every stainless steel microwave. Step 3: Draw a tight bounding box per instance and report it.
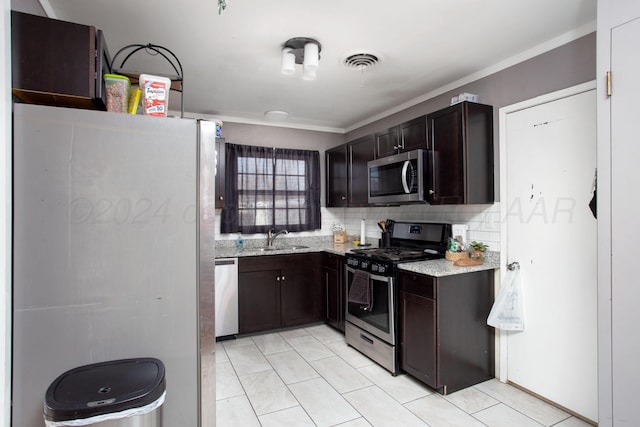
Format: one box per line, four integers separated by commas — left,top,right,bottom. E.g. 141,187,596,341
367,149,428,205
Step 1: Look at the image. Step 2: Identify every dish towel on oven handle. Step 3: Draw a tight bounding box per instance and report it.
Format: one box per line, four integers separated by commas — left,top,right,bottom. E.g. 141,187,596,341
348,270,373,311
487,266,525,331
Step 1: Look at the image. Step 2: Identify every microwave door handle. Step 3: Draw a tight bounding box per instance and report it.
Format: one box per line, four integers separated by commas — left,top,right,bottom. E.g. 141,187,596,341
401,160,415,194
401,160,410,193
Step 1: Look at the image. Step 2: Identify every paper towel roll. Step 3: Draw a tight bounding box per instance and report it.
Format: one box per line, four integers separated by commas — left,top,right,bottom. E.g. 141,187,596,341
360,219,366,245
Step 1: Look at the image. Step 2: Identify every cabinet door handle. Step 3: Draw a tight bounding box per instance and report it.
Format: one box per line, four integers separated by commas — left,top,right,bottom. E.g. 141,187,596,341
325,272,330,318
341,196,346,200
218,196,224,200
429,190,435,195
400,133,405,149
276,276,281,281
281,275,285,281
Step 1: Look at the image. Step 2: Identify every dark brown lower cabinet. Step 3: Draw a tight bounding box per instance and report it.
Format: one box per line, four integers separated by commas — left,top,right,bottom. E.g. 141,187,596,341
281,254,322,327
398,269,495,394
238,268,281,334
322,253,345,332
400,289,437,386
239,253,322,334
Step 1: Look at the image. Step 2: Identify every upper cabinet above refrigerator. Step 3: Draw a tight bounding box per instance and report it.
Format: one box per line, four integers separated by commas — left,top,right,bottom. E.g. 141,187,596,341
11,11,111,110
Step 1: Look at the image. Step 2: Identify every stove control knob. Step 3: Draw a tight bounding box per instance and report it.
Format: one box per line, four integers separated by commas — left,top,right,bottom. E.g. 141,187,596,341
371,264,379,272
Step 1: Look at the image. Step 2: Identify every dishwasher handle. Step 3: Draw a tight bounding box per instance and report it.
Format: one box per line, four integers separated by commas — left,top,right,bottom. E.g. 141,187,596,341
215,259,236,266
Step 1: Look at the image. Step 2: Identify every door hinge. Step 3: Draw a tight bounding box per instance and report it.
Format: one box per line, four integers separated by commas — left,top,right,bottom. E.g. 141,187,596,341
606,71,612,97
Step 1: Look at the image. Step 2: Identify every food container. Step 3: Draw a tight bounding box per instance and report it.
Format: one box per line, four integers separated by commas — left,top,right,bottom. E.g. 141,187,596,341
209,118,223,138
139,74,171,117
451,92,479,105
128,87,142,114
104,74,130,113
333,229,347,243
458,92,479,102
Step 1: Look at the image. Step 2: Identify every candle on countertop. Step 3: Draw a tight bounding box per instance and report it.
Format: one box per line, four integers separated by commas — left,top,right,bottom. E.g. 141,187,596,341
360,219,366,245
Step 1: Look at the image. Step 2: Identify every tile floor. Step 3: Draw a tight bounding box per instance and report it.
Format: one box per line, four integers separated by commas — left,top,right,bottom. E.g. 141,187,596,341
216,324,592,427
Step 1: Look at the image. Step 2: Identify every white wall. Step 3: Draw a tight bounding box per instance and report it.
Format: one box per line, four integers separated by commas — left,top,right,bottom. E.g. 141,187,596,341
1,0,12,426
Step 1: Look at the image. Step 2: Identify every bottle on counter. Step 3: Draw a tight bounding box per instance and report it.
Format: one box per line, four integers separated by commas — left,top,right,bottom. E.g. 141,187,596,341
236,232,244,252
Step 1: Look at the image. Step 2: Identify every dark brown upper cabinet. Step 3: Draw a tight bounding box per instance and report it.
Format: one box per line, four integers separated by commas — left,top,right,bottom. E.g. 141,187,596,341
11,11,111,110
325,134,375,207
326,144,348,207
215,138,226,209
348,135,375,206
375,116,427,158
427,102,494,204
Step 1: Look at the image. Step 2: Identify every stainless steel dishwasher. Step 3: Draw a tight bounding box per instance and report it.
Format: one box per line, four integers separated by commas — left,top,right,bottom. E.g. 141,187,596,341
214,258,238,338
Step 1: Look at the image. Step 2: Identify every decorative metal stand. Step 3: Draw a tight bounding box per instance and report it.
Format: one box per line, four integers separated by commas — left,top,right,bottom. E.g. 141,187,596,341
111,43,184,117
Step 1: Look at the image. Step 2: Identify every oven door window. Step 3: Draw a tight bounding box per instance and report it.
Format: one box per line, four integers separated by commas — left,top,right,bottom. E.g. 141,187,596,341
346,269,392,333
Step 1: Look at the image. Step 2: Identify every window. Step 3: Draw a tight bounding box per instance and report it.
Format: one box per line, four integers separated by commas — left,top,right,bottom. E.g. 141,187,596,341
220,143,321,234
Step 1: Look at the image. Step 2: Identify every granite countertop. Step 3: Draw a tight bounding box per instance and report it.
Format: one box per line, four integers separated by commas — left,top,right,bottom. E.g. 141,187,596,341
397,251,500,277
215,236,360,259
215,236,499,277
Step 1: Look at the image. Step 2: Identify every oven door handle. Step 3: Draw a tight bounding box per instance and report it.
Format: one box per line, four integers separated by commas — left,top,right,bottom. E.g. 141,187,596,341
345,265,357,276
346,265,392,286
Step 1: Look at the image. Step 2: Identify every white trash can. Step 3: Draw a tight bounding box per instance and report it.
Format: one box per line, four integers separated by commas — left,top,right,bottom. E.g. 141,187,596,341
44,358,165,427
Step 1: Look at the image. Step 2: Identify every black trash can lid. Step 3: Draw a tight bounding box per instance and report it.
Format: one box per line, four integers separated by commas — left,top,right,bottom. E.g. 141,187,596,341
44,357,165,422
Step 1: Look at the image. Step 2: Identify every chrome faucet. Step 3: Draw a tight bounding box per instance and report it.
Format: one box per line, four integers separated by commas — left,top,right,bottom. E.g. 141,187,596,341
267,228,289,247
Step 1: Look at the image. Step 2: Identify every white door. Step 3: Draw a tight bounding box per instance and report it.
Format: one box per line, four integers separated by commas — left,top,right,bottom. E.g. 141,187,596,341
500,84,597,422
610,16,640,425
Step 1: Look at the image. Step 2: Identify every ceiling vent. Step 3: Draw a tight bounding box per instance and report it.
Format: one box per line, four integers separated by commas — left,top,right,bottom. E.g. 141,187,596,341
343,53,380,70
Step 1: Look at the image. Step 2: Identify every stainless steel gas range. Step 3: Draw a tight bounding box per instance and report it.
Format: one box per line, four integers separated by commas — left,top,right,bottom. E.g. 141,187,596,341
344,221,452,374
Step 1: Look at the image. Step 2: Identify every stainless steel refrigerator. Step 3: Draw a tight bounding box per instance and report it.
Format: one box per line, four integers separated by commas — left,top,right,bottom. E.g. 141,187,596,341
12,103,216,426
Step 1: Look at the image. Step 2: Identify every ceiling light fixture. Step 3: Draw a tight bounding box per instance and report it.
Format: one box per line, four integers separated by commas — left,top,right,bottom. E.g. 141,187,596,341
264,110,289,120
281,37,322,81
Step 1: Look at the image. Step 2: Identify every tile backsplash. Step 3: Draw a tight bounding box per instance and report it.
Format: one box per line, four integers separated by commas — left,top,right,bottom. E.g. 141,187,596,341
216,203,501,251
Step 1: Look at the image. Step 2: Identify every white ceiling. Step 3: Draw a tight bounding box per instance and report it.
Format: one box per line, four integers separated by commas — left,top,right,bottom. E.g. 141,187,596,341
44,0,596,133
